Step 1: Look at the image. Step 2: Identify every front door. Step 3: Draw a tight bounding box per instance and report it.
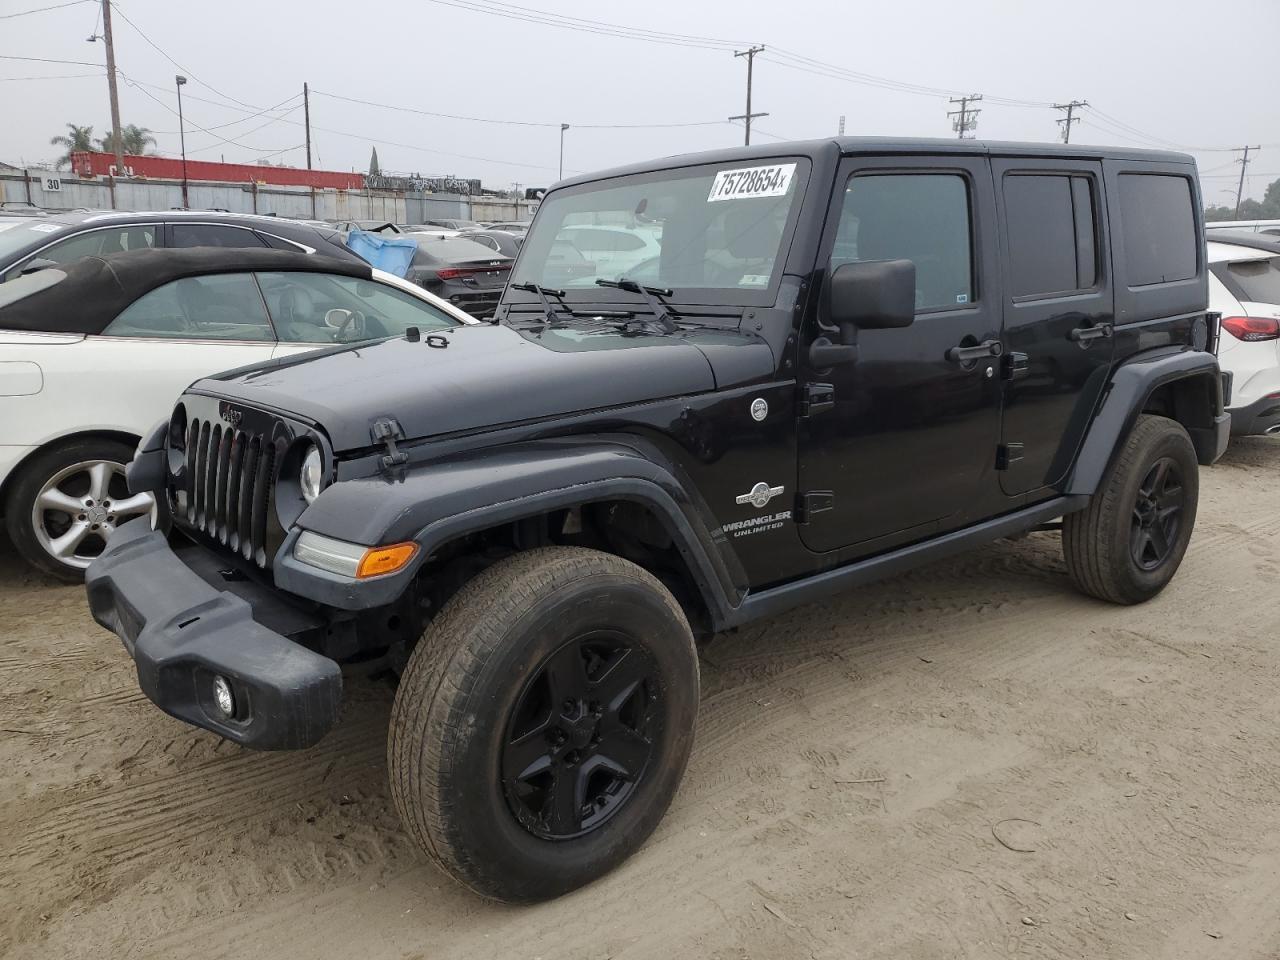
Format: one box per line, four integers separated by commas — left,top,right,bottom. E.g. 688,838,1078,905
797,156,1003,555
991,159,1115,494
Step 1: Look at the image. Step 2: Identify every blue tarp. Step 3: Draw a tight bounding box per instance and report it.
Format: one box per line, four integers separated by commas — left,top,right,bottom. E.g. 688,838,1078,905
345,230,417,278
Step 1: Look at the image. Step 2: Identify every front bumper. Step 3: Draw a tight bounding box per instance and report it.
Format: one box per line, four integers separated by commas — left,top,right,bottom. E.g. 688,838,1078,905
85,518,342,750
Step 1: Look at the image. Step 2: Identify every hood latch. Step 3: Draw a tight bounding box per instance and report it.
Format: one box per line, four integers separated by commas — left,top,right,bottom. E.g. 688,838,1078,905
372,417,409,471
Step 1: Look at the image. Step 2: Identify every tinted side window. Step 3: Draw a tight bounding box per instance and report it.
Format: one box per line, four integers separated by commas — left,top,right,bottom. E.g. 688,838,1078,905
1004,174,1098,297
169,223,268,249
1118,174,1197,286
13,225,157,279
832,173,972,311
257,272,458,343
103,274,273,340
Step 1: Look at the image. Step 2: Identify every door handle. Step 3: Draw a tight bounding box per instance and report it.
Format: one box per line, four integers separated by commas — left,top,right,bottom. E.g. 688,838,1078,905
946,339,1003,363
1069,323,1113,343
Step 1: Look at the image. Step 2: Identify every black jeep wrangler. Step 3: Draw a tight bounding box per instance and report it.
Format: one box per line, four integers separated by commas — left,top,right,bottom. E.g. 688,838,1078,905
86,137,1229,902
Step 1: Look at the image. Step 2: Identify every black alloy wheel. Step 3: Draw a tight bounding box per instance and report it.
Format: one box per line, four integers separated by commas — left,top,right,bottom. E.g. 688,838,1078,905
502,633,660,840
1130,457,1185,571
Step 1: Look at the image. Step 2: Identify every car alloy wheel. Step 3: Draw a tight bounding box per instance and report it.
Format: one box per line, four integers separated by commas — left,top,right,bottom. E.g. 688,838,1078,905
1130,456,1184,571
31,459,156,570
501,632,661,840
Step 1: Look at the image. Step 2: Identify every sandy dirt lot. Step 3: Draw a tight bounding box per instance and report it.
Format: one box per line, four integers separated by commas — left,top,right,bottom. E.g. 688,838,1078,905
3,437,1280,960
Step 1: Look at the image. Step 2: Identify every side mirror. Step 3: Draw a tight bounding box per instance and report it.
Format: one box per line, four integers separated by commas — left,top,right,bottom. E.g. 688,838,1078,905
19,258,59,276
828,258,916,331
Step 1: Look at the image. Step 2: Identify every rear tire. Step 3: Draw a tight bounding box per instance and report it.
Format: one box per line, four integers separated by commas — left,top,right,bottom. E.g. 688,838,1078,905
4,437,160,582
1063,414,1198,604
388,546,698,902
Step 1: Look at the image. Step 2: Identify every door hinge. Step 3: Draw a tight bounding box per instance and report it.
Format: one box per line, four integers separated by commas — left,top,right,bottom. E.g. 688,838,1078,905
372,417,409,470
799,382,835,418
996,443,1024,470
1001,351,1029,381
795,490,835,524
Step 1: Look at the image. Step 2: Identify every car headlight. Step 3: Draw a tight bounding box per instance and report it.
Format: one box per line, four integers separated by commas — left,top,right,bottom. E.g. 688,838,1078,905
300,445,323,504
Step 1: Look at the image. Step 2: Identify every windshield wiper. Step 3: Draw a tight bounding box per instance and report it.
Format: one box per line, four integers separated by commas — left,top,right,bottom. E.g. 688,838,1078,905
511,282,571,326
595,278,679,334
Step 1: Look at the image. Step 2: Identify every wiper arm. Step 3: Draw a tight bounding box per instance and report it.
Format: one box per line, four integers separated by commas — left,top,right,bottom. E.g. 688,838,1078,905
595,278,679,334
511,282,570,326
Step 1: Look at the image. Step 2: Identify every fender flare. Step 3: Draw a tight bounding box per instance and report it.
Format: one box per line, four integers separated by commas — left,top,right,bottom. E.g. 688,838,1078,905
1064,347,1227,496
273,436,744,625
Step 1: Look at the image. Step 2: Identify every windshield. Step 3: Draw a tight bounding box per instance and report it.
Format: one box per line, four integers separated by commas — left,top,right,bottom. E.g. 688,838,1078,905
513,159,807,297
0,219,71,264
1224,257,1280,304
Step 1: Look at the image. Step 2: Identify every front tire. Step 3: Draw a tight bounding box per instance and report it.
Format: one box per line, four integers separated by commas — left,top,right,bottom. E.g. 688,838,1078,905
388,546,699,902
1063,414,1199,604
3,438,159,582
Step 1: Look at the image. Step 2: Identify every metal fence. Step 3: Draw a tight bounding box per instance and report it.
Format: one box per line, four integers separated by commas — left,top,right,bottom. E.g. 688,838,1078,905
1,171,536,224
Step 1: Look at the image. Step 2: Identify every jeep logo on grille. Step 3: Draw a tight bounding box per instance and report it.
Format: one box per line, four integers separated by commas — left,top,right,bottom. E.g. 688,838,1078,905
218,401,243,428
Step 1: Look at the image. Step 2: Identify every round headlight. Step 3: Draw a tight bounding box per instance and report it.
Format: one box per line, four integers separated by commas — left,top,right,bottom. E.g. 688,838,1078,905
300,445,323,504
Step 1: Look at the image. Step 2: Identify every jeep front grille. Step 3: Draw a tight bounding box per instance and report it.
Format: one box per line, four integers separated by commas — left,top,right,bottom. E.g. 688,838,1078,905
180,417,282,568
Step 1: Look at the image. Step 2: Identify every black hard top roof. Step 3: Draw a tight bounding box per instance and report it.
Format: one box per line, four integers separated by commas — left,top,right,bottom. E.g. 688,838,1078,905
0,246,370,335
555,136,1194,189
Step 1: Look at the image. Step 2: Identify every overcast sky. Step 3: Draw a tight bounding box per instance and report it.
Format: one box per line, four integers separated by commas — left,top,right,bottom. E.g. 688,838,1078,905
4,0,1278,201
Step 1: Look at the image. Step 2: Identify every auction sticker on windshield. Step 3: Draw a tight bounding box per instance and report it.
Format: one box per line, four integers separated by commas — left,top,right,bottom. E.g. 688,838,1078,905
708,163,796,202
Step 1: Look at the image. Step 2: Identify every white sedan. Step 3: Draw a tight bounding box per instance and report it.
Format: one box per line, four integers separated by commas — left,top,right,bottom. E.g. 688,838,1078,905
0,247,474,579
1209,234,1280,436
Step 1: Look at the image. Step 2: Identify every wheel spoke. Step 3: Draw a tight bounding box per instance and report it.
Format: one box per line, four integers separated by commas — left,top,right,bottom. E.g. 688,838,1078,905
1149,459,1170,496
592,648,648,705
49,521,91,559
547,767,584,833
596,726,652,781
1149,521,1171,560
37,487,84,516
1157,485,1182,514
544,641,589,705
87,462,114,502
504,727,553,782
110,492,154,519
1130,523,1150,563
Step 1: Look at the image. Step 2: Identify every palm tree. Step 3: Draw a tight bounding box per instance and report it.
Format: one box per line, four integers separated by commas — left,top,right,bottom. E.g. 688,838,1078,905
98,124,157,157
49,123,95,169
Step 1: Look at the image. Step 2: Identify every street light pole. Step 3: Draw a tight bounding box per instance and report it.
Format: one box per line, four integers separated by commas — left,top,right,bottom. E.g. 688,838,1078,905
559,123,569,181
175,75,189,209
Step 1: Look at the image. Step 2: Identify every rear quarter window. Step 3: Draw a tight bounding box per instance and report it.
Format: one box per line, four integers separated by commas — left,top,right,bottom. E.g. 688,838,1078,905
1118,174,1197,286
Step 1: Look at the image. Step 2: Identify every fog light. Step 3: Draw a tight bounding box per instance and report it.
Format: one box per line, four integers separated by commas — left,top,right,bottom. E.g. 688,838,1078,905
212,675,235,718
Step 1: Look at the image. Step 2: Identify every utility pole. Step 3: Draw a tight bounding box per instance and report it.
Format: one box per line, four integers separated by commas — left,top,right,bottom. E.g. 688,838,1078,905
304,81,315,217
1053,100,1088,144
1234,145,1261,218
838,115,846,136
175,75,189,209
729,45,768,145
947,94,982,139
559,123,569,181
100,0,125,208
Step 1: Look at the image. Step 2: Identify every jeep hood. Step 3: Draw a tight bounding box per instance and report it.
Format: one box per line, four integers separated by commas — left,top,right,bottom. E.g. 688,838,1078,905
195,322,744,452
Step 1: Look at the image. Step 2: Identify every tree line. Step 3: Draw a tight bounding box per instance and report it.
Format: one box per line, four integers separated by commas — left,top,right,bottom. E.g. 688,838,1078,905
49,123,157,169
1205,177,1280,222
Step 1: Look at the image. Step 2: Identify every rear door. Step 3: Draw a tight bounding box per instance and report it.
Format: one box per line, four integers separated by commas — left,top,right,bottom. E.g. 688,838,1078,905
992,159,1114,496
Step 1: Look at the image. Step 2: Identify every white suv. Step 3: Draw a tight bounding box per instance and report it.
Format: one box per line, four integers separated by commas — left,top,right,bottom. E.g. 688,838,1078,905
1209,234,1280,436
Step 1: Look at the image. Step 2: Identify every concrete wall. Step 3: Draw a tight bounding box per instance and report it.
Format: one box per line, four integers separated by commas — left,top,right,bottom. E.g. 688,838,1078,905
1,171,538,224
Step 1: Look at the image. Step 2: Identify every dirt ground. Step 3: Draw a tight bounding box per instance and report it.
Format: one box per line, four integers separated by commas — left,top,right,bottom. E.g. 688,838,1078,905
4,438,1280,960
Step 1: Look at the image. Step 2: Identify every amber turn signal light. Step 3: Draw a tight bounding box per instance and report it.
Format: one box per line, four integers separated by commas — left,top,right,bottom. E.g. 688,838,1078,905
355,542,418,579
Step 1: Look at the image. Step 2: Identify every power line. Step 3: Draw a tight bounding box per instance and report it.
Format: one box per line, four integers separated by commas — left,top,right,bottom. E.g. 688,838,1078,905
1054,100,1087,144
948,94,982,139
0,0,95,20
0,71,102,81
120,74,300,154
0,54,102,67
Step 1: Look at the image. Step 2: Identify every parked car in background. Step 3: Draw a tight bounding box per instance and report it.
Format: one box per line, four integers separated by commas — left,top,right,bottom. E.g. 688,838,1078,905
0,247,472,579
555,224,663,279
398,224,461,239
422,218,479,231
486,221,532,235
331,219,403,235
0,211,361,282
406,236,513,317
458,229,523,257
1208,233,1280,435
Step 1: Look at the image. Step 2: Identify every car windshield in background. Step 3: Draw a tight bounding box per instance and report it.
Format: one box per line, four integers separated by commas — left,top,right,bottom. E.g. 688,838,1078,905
0,219,71,262
513,160,807,296
1225,257,1280,304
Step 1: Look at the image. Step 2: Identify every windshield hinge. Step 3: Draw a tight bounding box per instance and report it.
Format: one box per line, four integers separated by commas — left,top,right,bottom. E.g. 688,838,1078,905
372,417,409,470
799,383,835,418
